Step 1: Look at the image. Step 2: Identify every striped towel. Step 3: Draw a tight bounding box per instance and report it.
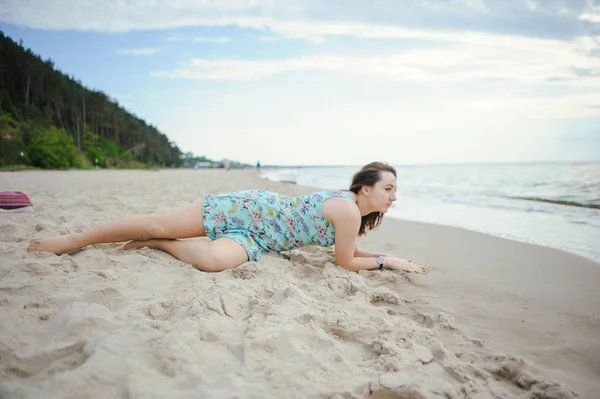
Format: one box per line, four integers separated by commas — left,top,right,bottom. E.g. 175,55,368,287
0,191,33,210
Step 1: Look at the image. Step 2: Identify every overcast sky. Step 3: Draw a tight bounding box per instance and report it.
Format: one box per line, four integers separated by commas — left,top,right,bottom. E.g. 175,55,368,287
1,0,599,165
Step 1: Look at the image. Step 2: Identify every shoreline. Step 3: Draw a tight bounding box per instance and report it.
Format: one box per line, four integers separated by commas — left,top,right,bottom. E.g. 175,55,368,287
259,172,600,265
1,169,599,398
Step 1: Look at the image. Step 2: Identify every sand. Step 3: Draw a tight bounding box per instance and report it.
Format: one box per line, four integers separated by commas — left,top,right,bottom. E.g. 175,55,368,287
1,169,599,399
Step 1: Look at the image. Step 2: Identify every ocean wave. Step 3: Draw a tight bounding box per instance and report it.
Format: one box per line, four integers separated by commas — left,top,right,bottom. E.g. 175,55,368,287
509,196,600,210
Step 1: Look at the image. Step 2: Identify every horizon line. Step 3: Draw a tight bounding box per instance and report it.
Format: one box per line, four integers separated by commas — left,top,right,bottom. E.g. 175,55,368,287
260,160,600,168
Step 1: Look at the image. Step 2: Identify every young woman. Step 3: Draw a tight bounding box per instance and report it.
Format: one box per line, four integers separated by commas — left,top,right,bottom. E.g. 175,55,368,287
27,162,424,274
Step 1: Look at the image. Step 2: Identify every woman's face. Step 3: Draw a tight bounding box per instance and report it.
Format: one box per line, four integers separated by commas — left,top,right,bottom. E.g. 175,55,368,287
365,171,397,213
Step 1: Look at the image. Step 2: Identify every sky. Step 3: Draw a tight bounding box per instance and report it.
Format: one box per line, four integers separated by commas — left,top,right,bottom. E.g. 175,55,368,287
1,0,599,166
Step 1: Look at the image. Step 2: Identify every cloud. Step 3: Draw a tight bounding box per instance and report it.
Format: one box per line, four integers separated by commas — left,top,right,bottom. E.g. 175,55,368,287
1,0,592,37
0,0,299,32
118,48,158,55
151,32,600,87
523,0,591,18
166,34,232,43
580,12,600,23
257,35,278,42
458,92,600,119
193,36,231,43
420,0,489,14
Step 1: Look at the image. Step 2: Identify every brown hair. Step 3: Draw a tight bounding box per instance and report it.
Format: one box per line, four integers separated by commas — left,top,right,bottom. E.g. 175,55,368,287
349,161,397,236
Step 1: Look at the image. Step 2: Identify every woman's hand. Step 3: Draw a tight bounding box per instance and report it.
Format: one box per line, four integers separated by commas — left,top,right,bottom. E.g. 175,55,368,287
386,256,426,274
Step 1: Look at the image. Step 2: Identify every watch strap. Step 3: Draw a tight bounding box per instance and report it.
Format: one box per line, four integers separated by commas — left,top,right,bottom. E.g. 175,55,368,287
376,256,384,270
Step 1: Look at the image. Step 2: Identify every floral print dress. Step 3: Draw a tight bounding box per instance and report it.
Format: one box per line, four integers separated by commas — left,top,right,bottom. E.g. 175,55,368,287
202,189,355,261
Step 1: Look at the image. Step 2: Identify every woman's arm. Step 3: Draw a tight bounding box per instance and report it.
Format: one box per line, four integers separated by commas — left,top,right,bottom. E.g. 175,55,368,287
327,202,376,271
327,202,424,273
329,204,400,271
354,245,391,258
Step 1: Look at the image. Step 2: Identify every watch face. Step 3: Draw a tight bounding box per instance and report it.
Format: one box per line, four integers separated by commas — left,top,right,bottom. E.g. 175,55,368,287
377,256,384,264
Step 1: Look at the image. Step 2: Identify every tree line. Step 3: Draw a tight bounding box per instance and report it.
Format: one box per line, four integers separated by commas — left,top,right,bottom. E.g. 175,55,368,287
0,31,186,169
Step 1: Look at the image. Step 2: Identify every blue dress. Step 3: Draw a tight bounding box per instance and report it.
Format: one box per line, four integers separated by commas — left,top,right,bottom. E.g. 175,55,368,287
202,189,355,261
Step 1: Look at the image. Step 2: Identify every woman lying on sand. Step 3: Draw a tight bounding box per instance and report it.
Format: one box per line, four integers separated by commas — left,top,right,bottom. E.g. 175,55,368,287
27,161,424,274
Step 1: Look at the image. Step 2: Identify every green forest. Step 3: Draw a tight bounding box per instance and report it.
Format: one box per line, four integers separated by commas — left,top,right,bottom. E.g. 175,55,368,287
0,31,189,170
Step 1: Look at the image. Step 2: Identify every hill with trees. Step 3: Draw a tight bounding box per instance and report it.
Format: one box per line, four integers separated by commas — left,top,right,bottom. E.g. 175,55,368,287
0,31,186,169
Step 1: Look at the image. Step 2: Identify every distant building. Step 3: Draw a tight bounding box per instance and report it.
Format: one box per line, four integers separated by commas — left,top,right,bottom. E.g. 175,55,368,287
221,159,231,170
194,162,213,169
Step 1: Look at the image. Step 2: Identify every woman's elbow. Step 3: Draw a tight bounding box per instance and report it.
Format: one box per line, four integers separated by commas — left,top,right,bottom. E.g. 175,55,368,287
337,260,358,272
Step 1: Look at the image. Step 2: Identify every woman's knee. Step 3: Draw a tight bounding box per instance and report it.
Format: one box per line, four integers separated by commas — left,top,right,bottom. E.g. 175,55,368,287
192,262,221,273
191,256,223,272
192,249,244,272
146,216,171,238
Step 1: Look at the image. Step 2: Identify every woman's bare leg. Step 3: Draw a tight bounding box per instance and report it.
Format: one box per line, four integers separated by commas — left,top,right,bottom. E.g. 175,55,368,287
27,202,207,255
124,237,248,272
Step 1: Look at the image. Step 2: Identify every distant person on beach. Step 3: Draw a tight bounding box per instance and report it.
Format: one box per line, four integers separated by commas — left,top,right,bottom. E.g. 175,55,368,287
27,162,424,274
256,160,261,172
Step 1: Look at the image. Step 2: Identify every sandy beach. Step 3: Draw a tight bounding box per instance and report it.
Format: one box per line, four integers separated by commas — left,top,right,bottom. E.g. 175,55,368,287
1,169,599,399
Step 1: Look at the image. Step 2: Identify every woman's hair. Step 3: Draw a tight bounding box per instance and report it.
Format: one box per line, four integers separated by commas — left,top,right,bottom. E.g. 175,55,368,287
349,161,397,236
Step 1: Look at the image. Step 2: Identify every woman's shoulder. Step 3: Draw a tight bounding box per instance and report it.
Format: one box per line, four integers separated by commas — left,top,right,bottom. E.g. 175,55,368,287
321,191,360,222
308,190,355,200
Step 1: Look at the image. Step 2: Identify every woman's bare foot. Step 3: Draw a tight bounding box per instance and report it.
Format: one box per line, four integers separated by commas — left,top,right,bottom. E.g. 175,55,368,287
26,235,81,255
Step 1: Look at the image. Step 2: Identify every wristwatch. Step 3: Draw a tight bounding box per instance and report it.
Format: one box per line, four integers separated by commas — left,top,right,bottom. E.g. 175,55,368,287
376,256,384,271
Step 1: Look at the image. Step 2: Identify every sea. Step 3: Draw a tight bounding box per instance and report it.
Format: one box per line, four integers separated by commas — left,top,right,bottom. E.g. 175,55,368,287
260,162,600,263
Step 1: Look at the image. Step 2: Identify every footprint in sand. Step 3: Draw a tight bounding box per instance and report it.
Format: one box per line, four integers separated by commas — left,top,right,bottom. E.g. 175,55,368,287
0,340,89,379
